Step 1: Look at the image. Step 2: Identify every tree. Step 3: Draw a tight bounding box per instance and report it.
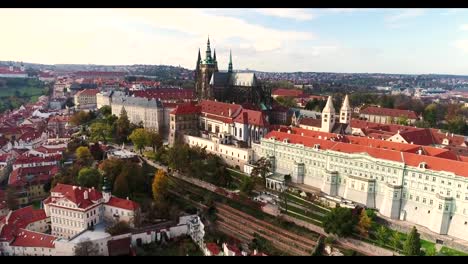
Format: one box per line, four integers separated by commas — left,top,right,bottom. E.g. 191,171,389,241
250,157,272,184
403,226,421,256
375,225,388,247
105,221,131,236
99,105,112,117
99,159,124,185
90,122,112,143
76,146,93,166
390,231,402,252
70,111,92,126
240,176,255,195
275,96,298,108
447,116,467,135
396,116,409,125
152,169,169,207
356,209,372,238
113,172,129,198
77,167,101,188
129,128,148,154
116,108,131,143
311,235,325,256
423,103,438,127
323,207,357,237
74,239,100,256
145,130,163,152
5,187,18,210
89,142,104,161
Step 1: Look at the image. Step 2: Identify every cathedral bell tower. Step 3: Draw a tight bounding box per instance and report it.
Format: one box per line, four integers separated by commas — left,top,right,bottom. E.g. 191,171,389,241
321,96,336,133
195,36,219,100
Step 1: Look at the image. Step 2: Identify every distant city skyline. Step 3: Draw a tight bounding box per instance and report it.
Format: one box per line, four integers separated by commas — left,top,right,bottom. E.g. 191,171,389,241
1,8,468,75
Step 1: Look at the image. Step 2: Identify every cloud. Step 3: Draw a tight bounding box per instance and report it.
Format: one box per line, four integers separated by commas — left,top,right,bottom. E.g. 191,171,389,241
0,8,316,70
460,24,468,31
385,9,425,23
254,8,316,21
453,39,468,54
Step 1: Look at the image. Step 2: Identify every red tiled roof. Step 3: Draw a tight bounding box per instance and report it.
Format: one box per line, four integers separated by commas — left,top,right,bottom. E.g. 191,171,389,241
360,106,418,119
132,89,194,101
170,102,201,115
106,197,140,211
10,229,55,248
76,89,99,97
8,165,59,186
50,184,103,209
224,243,242,256
205,243,220,255
200,100,242,118
74,71,126,77
264,128,468,177
299,117,321,127
233,109,268,127
0,206,48,242
14,154,62,165
272,88,304,97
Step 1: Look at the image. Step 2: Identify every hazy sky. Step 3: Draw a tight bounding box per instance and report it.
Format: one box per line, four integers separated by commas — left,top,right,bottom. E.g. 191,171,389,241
2,8,468,75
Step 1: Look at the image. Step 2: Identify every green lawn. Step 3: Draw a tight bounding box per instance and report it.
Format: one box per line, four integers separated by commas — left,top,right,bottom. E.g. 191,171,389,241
0,86,44,97
439,246,468,256
284,192,330,215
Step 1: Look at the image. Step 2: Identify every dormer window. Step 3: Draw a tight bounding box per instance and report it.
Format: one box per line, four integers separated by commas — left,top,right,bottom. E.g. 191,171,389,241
419,162,427,169
313,144,320,150
283,138,290,143
442,138,449,145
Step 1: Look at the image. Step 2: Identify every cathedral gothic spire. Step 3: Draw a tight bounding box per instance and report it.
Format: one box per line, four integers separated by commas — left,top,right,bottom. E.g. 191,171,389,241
228,49,233,73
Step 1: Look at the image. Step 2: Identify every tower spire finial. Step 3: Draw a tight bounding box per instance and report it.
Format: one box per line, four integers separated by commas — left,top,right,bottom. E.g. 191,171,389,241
213,49,217,63
228,49,233,73
205,35,212,63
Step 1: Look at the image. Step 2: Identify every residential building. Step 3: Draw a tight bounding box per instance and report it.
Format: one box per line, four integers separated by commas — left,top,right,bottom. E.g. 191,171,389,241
43,183,140,239
359,106,419,125
74,89,99,110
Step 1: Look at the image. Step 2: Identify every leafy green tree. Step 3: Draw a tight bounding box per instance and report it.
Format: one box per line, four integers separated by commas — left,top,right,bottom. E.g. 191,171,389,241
323,207,358,237
75,146,93,166
251,157,272,184
403,226,421,256
113,172,130,198
99,105,112,117
390,231,402,252
77,167,101,188
275,96,298,108
105,221,131,236
375,225,388,247
116,108,131,143
447,116,467,135
145,130,163,152
396,116,409,125
129,128,148,154
356,209,372,238
423,103,438,127
240,176,255,195
90,122,112,143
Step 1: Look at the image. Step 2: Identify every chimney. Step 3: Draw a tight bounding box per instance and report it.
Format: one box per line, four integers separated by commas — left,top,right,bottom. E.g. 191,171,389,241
253,249,257,256
417,149,423,155
83,190,88,200
451,133,454,137
72,186,77,190
228,108,232,117
287,130,291,134
126,197,129,200
78,186,81,190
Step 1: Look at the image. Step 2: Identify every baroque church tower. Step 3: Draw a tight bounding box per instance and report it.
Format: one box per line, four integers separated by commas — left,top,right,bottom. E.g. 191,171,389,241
321,96,336,133
195,36,219,100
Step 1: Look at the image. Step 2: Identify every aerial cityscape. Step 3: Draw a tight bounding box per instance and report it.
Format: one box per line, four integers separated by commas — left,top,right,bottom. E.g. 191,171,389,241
0,8,468,256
